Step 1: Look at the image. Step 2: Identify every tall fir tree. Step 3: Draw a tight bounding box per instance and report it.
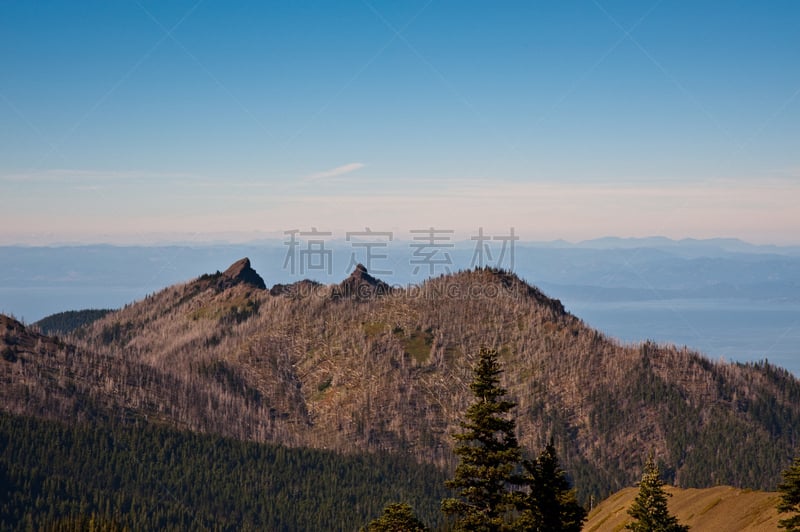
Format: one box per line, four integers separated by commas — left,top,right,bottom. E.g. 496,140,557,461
778,457,800,531
626,454,689,532
441,348,522,531
514,438,587,531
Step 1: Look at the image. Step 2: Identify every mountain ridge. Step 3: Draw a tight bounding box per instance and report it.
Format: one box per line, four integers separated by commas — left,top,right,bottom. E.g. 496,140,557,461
2,259,799,501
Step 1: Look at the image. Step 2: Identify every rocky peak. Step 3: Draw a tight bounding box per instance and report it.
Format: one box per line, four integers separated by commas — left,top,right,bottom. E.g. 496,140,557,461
213,258,267,291
332,264,392,301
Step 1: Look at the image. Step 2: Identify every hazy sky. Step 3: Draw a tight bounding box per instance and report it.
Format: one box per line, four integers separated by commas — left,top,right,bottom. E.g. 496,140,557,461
1,1,799,245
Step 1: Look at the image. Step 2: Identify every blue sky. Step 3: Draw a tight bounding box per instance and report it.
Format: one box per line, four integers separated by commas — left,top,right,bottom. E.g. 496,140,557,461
1,1,799,244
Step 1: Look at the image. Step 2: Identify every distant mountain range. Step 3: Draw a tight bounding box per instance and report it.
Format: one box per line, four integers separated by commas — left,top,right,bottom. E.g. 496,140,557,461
557,236,800,256
3,258,800,504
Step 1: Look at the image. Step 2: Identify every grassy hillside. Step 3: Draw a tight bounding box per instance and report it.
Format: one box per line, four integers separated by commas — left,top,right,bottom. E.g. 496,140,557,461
584,485,782,531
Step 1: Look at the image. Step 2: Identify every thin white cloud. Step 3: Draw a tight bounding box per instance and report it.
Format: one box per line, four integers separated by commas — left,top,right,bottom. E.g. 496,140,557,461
304,162,365,182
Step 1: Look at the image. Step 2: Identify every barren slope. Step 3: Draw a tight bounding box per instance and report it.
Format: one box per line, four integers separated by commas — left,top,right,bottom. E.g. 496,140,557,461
3,259,800,500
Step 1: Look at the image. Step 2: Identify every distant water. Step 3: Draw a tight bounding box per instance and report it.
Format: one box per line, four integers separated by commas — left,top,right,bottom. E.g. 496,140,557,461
0,286,148,324
565,298,800,375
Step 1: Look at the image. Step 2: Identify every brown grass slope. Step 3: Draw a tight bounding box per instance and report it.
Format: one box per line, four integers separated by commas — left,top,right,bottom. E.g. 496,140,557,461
3,259,800,500
584,485,781,531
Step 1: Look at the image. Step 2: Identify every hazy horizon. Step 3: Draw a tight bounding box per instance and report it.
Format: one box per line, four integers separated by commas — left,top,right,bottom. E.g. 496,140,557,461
2,232,800,248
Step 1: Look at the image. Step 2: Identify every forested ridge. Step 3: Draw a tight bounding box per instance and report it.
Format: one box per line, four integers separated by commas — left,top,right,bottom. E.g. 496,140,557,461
33,309,113,336
3,258,800,514
0,412,450,531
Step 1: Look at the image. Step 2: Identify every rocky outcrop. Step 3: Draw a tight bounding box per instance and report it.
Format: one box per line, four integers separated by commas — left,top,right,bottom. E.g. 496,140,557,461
270,279,322,298
200,258,267,291
331,264,392,301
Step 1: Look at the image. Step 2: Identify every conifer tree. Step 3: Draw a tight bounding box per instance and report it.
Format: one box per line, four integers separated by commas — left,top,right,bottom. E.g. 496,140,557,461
514,438,586,531
777,457,800,531
626,454,689,532
441,348,522,531
364,503,428,532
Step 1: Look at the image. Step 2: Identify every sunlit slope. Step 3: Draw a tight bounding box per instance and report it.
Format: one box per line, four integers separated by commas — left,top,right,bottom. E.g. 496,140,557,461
584,485,781,532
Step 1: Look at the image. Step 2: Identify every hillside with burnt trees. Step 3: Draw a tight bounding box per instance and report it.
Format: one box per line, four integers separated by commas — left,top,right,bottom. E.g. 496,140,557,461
3,258,800,505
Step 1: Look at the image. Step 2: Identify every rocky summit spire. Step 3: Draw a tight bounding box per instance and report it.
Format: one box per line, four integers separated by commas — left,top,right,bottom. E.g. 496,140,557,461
332,263,391,301
217,258,267,290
